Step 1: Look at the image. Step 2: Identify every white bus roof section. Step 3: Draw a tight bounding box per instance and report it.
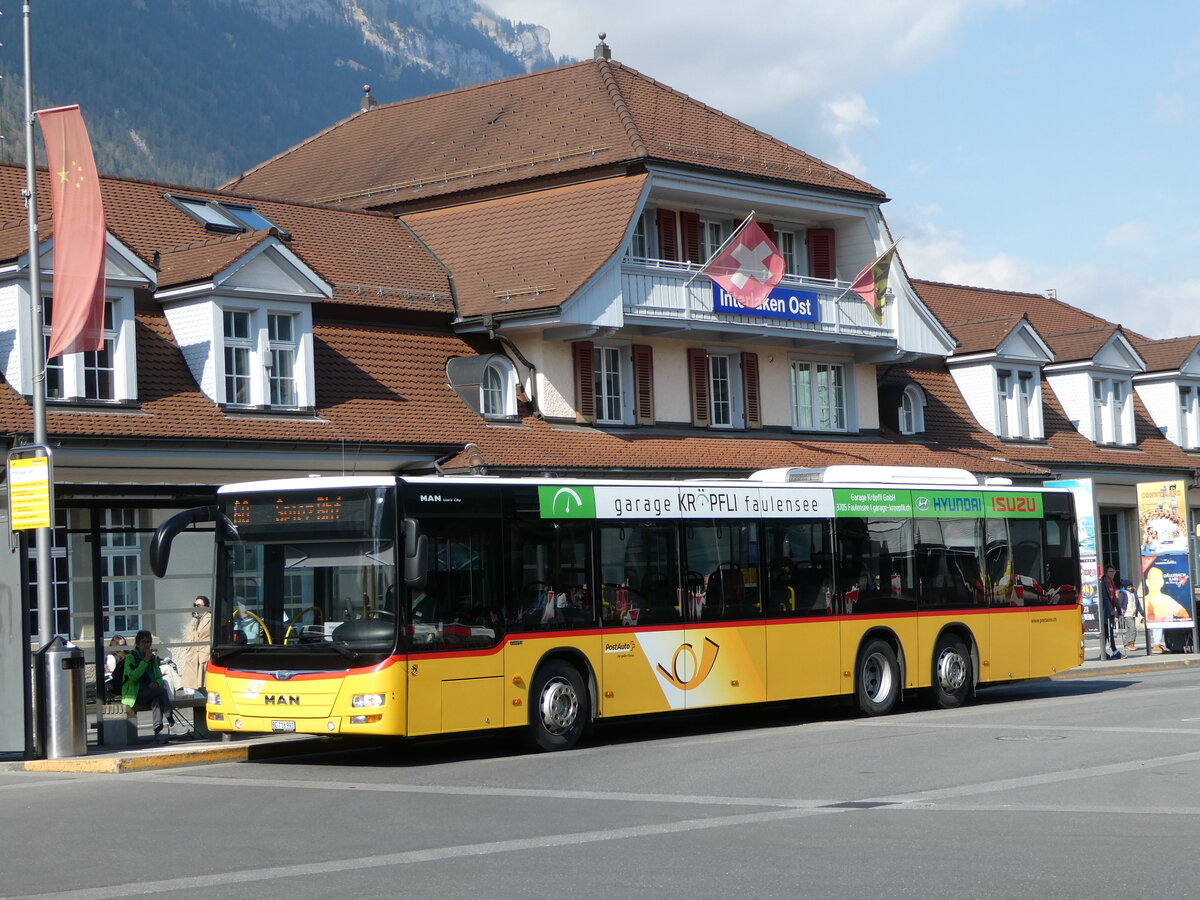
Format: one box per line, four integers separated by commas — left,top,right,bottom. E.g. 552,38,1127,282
217,475,397,494
749,465,980,485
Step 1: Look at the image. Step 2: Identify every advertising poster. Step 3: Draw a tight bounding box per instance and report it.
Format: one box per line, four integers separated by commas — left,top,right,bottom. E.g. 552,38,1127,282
1046,478,1099,632
1140,554,1193,627
1136,480,1188,555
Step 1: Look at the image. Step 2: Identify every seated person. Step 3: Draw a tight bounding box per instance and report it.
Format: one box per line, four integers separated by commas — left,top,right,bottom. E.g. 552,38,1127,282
120,630,175,744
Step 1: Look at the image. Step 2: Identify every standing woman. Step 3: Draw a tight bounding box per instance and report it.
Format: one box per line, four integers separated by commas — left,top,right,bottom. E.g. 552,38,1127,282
180,596,213,693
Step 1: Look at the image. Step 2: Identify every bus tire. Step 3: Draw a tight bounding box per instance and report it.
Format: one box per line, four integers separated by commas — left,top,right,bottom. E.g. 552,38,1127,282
526,660,588,751
932,634,971,709
856,638,899,716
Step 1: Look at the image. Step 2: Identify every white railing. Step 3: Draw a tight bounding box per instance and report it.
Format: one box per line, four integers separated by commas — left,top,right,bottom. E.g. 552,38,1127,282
621,257,893,339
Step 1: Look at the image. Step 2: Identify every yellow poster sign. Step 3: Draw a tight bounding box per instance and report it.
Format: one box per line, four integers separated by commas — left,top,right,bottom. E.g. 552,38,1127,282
9,455,52,530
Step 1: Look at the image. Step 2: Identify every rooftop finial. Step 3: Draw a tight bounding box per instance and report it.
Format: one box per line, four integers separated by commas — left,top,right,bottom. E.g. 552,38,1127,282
594,32,610,60
360,84,377,112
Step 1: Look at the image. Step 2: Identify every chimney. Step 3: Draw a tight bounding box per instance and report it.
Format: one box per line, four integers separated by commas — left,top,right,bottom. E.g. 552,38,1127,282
360,84,378,113
593,32,610,60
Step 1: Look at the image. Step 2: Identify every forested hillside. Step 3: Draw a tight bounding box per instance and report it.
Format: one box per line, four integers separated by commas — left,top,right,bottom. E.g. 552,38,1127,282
0,0,566,188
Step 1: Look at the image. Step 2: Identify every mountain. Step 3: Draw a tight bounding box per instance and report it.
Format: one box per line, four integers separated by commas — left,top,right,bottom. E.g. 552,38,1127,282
0,0,570,189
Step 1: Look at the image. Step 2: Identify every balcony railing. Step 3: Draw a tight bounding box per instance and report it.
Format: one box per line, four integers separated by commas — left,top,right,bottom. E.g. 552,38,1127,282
621,257,893,340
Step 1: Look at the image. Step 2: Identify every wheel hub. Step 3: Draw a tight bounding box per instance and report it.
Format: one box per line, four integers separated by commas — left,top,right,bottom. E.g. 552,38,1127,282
937,649,967,691
539,677,579,735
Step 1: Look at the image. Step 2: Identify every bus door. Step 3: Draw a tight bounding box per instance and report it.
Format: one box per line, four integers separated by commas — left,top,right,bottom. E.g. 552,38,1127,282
597,521,686,717
764,519,839,700
678,519,766,710
401,490,506,736
983,517,1029,680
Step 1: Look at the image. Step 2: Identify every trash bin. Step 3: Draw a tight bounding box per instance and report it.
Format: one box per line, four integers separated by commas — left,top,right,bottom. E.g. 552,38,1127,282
34,636,87,759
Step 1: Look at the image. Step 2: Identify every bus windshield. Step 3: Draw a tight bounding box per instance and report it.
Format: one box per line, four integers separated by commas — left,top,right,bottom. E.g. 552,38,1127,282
214,487,397,664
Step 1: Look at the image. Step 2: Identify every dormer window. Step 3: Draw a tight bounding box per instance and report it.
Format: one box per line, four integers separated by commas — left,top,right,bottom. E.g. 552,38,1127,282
1092,376,1134,445
1180,385,1200,450
167,194,289,238
899,384,926,435
481,357,517,418
217,305,310,410
996,368,1039,439
42,296,136,403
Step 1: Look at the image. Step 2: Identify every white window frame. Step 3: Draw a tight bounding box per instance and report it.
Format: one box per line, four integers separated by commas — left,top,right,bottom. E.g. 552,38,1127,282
1179,384,1200,450
995,366,1040,439
699,217,725,261
267,312,298,408
215,301,314,409
1090,375,1134,445
900,384,926,435
481,357,518,419
629,213,649,259
708,352,736,427
790,358,848,432
775,229,798,276
588,342,636,426
40,294,137,402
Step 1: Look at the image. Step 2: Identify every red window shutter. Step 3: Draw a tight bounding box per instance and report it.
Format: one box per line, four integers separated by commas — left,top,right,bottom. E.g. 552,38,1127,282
680,211,702,264
632,344,655,426
807,227,836,280
741,352,761,429
688,348,711,428
757,221,776,244
573,341,595,424
656,209,678,262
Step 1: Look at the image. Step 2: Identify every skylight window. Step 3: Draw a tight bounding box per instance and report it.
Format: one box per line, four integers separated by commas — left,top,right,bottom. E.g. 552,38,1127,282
166,194,288,238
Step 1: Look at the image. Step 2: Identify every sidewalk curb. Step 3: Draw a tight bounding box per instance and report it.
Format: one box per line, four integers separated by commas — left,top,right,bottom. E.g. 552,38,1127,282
1051,656,1200,680
11,734,332,774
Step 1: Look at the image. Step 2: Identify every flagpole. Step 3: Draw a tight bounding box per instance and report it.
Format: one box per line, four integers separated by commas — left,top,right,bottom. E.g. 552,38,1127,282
681,210,756,288
22,0,54,646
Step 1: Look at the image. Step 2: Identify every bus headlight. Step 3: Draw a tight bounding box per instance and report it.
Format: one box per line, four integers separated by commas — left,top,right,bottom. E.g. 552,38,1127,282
207,691,222,706
352,694,385,708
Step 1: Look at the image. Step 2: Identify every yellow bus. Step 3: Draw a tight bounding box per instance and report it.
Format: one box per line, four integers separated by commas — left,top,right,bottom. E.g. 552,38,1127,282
150,465,1083,751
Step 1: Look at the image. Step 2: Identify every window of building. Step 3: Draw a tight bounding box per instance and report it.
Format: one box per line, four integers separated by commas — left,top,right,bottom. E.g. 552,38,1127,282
775,230,798,276
168,194,289,238
594,345,624,424
630,213,648,258
709,353,734,427
900,384,926,435
480,357,517,418
699,217,724,261
687,349,759,429
267,312,298,407
1092,376,1134,445
102,508,143,634
223,309,253,405
791,360,846,432
1179,385,1200,449
995,367,1039,439
217,305,311,410
41,297,136,403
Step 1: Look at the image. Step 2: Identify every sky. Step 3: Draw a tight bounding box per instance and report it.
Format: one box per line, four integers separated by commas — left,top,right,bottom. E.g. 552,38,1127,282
483,0,1200,340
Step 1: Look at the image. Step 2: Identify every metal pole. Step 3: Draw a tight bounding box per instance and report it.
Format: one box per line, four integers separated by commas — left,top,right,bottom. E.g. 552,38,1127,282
22,0,54,644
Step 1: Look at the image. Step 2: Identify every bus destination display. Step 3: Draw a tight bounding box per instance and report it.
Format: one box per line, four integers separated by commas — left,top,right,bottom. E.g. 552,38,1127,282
227,491,376,537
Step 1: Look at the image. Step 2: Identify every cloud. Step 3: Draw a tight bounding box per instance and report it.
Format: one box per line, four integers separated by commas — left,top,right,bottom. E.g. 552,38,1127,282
1103,220,1151,248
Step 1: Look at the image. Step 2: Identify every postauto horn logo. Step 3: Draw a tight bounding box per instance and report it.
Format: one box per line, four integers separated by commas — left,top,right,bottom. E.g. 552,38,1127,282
538,485,597,519
657,637,721,691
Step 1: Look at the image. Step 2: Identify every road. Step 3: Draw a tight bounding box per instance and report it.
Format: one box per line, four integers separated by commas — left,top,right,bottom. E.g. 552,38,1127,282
2,666,1198,899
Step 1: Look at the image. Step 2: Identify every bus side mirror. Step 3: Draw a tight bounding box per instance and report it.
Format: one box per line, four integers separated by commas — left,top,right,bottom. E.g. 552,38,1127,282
403,517,427,588
150,505,219,578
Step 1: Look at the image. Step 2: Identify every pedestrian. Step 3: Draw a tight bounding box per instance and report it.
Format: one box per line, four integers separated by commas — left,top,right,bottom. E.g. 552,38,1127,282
1119,579,1142,651
178,595,212,693
1101,565,1121,659
121,630,175,744
103,634,127,702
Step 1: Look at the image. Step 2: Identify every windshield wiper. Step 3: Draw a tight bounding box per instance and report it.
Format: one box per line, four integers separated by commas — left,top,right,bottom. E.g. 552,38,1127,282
330,641,361,662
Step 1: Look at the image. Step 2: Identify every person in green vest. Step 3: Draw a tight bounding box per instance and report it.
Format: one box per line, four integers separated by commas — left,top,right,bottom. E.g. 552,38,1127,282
122,630,175,744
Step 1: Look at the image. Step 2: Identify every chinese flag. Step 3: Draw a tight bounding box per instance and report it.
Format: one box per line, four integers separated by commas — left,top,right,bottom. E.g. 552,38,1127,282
700,220,785,310
37,105,106,359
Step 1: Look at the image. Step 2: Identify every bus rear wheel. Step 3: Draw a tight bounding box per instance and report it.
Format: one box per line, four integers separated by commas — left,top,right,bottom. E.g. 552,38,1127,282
526,660,588,751
856,639,899,716
932,635,971,709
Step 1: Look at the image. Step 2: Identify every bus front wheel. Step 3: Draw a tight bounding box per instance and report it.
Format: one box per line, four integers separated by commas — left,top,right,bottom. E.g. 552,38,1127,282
856,639,899,716
932,635,971,709
526,660,588,751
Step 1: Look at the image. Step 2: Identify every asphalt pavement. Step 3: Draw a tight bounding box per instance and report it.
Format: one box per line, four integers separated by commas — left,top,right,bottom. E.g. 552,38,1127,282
4,638,1197,774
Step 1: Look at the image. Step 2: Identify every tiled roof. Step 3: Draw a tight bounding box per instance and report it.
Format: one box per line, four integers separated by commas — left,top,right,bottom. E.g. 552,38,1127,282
0,308,498,448
0,164,454,314
403,174,647,317
1131,334,1200,373
224,58,882,210
1040,324,1121,364
943,315,1027,355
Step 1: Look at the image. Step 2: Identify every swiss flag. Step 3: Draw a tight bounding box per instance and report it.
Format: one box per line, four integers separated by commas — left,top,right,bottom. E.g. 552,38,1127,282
700,220,785,309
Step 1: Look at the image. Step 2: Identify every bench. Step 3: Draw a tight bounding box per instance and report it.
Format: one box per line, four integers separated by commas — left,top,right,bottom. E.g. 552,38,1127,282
100,694,211,746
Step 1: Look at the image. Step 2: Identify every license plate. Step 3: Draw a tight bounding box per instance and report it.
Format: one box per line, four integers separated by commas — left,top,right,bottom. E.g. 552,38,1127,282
270,720,296,732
